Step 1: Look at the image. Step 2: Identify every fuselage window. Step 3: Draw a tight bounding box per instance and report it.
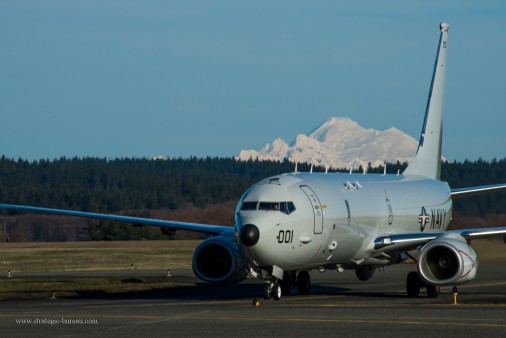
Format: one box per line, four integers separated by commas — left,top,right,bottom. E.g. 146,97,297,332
241,201,258,210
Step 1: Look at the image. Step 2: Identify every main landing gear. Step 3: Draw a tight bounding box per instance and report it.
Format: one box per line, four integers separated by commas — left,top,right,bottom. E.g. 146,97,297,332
263,271,312,301
406,271,440,298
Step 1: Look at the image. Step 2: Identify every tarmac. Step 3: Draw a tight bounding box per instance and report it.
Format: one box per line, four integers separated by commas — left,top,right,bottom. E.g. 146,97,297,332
1,263,506,337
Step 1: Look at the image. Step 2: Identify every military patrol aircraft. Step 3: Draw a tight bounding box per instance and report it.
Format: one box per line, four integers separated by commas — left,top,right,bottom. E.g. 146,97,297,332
2,22,506,300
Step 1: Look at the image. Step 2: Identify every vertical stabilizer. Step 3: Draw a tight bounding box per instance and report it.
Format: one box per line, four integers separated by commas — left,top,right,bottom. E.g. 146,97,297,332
404,22,449,179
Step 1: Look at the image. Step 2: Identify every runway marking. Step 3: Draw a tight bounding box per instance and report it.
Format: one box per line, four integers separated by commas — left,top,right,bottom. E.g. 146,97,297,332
83,293,351,309
275,303,385,308
104,315,162,319
183,315,506,328
83,292,506,310
104,310,211,321
4,312,505,327
84,294,349,309
85,299,250,309
98,310,212,332
75,312,506,328
458,281,506,288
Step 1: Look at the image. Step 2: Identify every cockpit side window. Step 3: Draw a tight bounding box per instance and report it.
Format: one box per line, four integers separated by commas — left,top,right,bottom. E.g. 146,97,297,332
287,202,296,214
241,201,258,211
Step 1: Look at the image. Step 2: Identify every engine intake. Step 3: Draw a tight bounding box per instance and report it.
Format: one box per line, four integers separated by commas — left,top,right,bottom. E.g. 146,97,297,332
192,234,249,284
417,233,477,285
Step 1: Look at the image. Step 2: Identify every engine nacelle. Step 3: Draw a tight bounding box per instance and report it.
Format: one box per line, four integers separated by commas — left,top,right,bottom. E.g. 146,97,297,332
417,233,478,286
192,233,249,284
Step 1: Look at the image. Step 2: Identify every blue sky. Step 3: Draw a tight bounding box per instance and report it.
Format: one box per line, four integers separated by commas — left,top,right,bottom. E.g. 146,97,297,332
1,1,505,162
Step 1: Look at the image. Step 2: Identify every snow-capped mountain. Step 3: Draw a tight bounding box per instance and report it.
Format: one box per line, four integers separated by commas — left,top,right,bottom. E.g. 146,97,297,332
237,117,419,169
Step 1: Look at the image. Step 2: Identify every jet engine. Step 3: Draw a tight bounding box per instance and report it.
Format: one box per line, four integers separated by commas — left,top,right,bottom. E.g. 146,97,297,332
192,233,249,284
417,233,477,285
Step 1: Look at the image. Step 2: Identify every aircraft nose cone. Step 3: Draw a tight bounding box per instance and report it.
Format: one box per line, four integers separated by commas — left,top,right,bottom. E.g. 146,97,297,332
239,224,260,247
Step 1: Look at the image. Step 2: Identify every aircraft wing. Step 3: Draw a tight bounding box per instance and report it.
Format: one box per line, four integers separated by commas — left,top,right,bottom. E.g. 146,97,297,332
450,183,506,198
372,182,506,253
374,227,506,252
0,203,232,235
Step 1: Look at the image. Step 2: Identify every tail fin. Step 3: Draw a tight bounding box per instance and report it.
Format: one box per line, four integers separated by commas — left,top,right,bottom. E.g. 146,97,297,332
404,22,449,179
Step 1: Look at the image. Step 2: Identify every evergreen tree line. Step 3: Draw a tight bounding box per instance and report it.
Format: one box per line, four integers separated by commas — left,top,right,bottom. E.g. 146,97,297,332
0,156,505,241
0,156,304,212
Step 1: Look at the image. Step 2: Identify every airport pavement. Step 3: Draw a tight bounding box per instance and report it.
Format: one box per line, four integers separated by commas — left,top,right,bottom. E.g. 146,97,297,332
1,263,506,337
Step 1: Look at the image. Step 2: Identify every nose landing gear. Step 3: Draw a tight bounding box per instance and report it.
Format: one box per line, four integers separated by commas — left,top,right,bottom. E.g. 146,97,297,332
263,281,282,300
263,265,284,301
263,270,312,300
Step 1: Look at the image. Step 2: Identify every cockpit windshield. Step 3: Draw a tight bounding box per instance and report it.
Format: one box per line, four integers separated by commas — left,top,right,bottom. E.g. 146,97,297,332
240,202,257,210
240,201,296,215
259,202,279,211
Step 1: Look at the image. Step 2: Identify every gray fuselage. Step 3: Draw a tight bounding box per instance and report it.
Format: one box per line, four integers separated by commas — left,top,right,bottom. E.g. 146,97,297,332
236,172,452,271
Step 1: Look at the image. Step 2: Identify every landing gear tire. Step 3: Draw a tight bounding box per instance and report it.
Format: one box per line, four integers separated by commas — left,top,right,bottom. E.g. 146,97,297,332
273,283,282,301
406,271,421,298
280,272,291,296
426,284,440,298
264,281,282,301
297,271,311,295
263,283,272,300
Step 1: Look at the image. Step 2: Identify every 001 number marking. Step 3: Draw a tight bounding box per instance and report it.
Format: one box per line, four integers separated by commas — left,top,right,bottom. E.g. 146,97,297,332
277,230,294,244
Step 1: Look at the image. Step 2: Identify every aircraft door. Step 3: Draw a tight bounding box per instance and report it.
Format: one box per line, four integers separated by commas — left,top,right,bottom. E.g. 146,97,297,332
300,185,323,234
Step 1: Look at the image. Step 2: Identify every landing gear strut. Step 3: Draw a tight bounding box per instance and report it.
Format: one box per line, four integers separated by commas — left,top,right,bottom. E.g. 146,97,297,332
406,271,440,298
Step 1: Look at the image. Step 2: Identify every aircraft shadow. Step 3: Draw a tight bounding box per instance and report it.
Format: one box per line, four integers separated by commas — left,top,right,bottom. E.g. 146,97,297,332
64,280,414,301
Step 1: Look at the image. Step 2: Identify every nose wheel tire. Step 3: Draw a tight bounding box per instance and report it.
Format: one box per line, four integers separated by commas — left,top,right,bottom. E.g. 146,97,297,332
263,283,272,300
280,272,292,296
273,284,282,300
264,281,282,301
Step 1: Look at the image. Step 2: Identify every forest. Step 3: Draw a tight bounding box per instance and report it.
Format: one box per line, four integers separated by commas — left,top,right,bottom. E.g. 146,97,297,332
0,156,505,241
